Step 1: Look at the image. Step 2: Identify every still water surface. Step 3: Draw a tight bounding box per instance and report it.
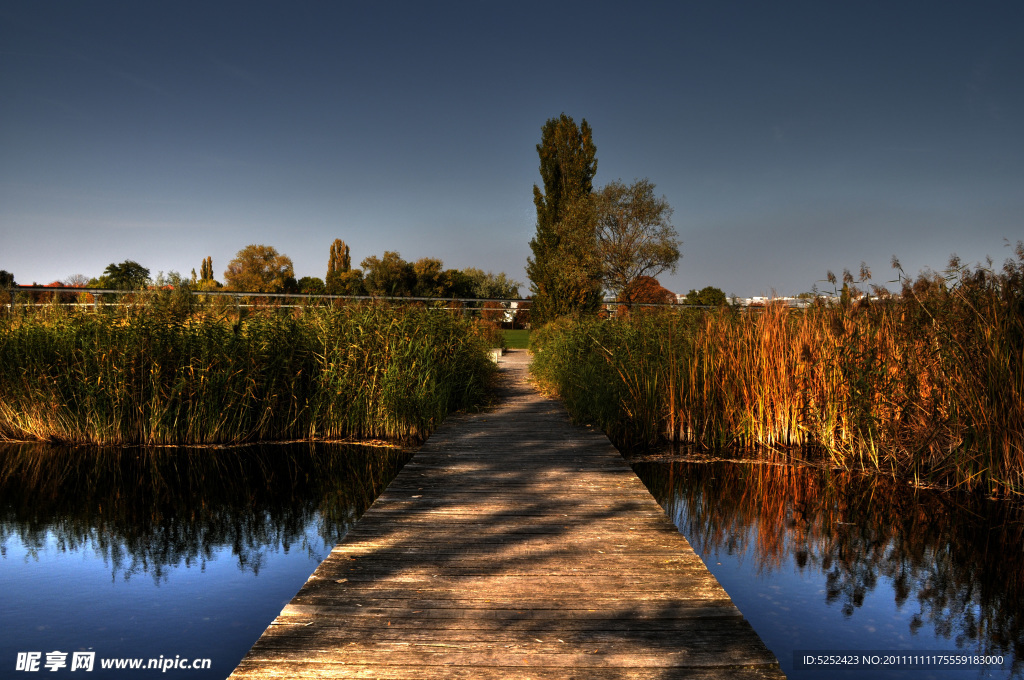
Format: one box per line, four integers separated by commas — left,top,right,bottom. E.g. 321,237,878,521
633,460,1024,679
2,444,1021,679
0,442,411,679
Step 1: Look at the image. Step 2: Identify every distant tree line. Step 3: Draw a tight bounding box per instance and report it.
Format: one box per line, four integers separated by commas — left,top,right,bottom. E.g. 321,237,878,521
1,241,522,303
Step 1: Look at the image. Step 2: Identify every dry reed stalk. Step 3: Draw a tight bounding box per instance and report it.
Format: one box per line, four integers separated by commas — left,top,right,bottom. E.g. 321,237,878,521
532,253,1024,495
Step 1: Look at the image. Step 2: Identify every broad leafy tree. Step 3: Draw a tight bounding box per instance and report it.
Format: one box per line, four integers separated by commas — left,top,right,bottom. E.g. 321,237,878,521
63,274,90,303
100,260,151,290
623,276,675,305
413,257,446,297
526,113,602,325
616,276,675,318
297,276,326,295
223,245,295,292
439,269,474,299
512,299,531,329
682,285,727,307
462,268,522,299
0,270,15,310
594,178,680,306
361,251,415,296
331,270,366,295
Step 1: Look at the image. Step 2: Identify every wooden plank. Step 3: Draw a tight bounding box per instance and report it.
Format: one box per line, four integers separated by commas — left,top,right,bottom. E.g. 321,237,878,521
229,350,784,679
230,665,784,680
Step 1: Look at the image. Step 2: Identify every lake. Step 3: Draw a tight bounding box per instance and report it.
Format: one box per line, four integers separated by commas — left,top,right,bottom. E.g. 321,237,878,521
0,442,411,678
633,458,1024,679
2,443,1021,678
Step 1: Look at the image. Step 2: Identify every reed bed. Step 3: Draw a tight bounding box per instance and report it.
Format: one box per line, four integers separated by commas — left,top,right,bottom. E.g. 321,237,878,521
0,301,495,445
532,252,1024,495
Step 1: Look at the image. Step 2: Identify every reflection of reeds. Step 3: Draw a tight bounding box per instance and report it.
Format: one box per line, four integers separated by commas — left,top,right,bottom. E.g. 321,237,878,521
532,252,1024,495
0,302,495,445
0,442,411,580
635,460,1024,668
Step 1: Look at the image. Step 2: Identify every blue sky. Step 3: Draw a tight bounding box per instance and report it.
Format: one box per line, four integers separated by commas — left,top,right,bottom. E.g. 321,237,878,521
2,1,1021,297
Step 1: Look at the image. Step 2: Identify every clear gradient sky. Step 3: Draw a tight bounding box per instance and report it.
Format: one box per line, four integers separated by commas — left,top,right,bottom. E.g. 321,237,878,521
2,1,1022,297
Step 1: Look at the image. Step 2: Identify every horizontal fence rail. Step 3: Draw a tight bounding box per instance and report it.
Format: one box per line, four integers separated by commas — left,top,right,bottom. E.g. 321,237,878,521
1,286,824,313
4,286,528,305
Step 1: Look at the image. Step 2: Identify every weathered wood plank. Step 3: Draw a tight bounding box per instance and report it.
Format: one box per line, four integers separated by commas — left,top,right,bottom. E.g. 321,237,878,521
232,648,772,668
229,350,784,679
268,610,748,630
231,663,785,680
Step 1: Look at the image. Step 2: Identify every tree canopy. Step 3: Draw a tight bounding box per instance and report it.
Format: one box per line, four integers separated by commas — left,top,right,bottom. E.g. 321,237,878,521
594,178,680,305
462,268,521,299
328,239,351,274
325,239,353,294
622,276,675,305
361,251,416,296
358,251,521,300
538,195,603,318
100,260,150,290
223,245,295,292
297,276,326,295
412,257,448,297
682,285,727,307
330,270,366,296
526,113,602,324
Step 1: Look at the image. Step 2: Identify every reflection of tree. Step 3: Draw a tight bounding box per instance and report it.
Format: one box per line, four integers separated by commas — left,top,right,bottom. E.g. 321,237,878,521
635,460,1024,671
0,443,410,582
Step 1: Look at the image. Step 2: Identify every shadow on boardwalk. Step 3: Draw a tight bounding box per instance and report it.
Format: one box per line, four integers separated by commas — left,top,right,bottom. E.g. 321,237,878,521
230,349,785,679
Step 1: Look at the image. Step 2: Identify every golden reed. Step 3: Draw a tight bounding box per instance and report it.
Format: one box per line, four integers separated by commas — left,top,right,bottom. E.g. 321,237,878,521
533,248,1024,495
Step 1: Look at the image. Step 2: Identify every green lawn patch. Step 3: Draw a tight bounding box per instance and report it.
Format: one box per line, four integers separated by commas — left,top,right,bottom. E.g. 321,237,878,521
502,329,531,349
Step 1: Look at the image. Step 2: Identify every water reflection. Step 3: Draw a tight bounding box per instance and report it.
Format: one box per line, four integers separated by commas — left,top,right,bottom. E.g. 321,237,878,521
634,461,1024,674
0,442,411,582
0,441,412,679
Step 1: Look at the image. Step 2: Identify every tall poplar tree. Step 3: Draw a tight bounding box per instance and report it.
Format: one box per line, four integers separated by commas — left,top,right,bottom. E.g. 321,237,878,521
199,256,214,282
326,239,352,294
526,114,602,325
328,239,351,274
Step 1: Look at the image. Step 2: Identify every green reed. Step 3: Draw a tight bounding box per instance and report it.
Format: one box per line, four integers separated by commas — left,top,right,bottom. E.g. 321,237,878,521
0,300,495,445
532,251,1024,495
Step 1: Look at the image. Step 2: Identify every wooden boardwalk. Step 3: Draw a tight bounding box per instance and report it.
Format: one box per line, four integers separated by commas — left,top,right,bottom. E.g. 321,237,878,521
230,350,784,679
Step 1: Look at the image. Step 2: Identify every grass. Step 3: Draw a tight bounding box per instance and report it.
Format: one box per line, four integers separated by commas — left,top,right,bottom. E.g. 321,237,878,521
502,329,531,349
531,248,1024,496
0,298,497,445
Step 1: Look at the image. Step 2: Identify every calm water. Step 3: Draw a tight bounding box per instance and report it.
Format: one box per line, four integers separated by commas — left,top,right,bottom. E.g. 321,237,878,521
4,444,1021,679
633,460,1024,679
0,442,411,679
